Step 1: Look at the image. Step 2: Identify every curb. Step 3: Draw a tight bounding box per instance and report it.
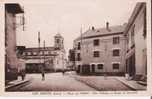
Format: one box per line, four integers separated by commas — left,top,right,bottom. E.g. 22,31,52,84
114,78,136,91
72,75,138,91
5,80,30,90
137,81,147,86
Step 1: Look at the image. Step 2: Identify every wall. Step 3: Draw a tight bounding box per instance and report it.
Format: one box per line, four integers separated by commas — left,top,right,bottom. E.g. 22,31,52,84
126,5,146,77
54,50,67,70
134,6,146,76
5,10,18,69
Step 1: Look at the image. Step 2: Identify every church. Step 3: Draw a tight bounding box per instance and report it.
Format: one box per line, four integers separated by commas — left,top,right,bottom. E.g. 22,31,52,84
20,33,67,73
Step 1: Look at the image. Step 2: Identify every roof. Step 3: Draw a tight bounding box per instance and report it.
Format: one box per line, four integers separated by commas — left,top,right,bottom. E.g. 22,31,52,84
54,33,63,38
24,47,55,52
5,3,24,14
74,25,126,41
124,2,146,35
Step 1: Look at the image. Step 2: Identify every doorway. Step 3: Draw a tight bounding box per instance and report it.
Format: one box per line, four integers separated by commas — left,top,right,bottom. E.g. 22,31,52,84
128,53,135,77
91,64,95,73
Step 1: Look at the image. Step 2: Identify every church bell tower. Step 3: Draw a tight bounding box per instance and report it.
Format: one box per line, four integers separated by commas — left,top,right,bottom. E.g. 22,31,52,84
54,33,64,50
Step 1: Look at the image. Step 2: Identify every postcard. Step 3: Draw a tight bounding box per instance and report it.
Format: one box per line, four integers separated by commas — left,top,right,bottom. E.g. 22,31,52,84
0,0,151,96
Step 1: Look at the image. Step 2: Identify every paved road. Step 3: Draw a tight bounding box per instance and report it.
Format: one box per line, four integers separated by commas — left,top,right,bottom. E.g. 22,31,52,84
7,72,96,91
7,72,132,91
74,76,133,91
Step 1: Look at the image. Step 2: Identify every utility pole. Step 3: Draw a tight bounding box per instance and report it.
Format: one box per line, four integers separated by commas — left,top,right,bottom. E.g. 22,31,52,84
22,6,25,31
80,27,83,74
43,40,45,70
38,31,41,72
38,31,40,51
62,55,64,73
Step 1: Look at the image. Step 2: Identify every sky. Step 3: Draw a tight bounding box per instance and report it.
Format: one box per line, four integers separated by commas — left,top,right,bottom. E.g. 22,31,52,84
16,0,141,55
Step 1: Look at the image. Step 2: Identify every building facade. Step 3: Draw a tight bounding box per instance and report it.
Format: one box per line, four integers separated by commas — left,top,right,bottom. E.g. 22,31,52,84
124,2,147,81
73,23,126,75
68,49,76,70
21,33,66,73
5,3,24,81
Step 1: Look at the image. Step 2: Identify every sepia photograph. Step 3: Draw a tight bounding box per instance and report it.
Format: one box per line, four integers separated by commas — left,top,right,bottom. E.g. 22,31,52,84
1,0,150,94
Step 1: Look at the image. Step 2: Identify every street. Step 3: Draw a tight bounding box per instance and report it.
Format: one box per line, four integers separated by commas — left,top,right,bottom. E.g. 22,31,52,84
6,72,96,91
6,72,133,91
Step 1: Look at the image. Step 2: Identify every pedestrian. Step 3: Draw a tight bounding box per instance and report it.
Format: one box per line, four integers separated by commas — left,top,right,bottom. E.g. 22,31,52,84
21,70,25,81
41,68,45,81
18,56,26,81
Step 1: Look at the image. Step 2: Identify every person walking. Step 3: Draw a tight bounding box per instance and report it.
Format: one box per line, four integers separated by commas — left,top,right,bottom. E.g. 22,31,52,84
21,69,25,81
18,56,26,81
41,68,45,81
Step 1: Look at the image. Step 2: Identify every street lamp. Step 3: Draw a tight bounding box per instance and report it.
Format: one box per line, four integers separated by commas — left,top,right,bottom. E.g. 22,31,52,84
38,31,41,72
80,26,83,74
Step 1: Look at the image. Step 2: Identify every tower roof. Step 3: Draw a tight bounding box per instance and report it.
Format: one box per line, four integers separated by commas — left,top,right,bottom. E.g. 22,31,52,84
54,33,63,38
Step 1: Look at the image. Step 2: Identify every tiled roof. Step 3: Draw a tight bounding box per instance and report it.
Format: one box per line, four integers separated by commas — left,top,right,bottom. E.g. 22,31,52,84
75,25,126,41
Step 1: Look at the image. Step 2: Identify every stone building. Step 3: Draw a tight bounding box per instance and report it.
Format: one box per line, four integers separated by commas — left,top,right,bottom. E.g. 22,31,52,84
73,23,126,75
21,33,66,73
124,2,147,81
5,3,24,80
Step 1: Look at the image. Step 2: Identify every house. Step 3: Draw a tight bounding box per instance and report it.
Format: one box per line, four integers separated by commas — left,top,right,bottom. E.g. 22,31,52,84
73,23,126,75
124,2,147,81
5,3,24,81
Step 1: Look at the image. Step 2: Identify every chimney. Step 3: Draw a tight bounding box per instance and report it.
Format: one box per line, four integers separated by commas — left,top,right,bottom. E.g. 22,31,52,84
106,22,109,30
